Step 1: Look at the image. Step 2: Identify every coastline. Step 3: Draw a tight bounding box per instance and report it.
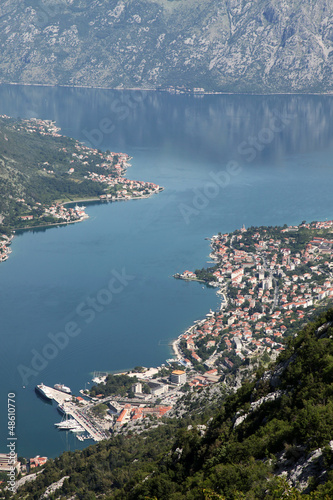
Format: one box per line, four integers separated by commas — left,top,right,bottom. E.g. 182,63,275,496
17,216,90,232
9,190,164,234
169,320,205,362
2,82,333,96
0,114,164,252
167,218,333,378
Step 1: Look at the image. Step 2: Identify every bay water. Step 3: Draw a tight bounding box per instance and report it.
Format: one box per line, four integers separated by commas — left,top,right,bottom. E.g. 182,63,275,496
0,86,333,457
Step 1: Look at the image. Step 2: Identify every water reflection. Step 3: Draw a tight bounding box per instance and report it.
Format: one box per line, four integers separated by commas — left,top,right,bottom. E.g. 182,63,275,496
1,85,333,165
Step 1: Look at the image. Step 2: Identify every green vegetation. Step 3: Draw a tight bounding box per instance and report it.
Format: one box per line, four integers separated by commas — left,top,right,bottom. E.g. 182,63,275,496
90,374,138,398
91,403,109,418
0,472,7,482
194,267,218,283
133,366,145,373
11,309,333,499
0,116,116,232
153,366,177,378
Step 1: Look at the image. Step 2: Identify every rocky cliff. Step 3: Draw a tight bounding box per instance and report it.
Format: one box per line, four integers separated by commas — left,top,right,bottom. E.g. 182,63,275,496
0,0,332,92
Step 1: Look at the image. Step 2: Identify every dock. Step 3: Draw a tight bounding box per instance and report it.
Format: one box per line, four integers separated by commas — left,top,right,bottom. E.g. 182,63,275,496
37,385,107,442
60,402,107,442
40,386,72,404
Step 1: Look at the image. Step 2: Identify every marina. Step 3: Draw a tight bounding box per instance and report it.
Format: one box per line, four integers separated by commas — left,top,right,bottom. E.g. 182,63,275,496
35,384,72,404
36,384,107,442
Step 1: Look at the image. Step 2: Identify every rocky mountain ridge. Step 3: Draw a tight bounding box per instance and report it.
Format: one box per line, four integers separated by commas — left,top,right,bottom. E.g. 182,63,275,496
0,0,332,92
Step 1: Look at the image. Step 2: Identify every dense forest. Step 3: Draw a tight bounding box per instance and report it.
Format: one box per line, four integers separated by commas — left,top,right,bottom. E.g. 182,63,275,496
0,116,110,232
8,309,333,499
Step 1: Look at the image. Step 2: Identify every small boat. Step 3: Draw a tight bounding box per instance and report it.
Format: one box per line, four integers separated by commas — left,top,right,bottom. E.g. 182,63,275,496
54,384,71,394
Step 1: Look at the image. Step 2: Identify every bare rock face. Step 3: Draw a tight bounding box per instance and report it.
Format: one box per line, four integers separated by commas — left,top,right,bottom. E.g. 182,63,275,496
0,0,332,92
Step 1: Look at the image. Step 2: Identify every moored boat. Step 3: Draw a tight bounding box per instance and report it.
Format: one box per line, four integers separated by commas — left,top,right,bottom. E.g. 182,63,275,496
57,403,68,414
35,383,53,401
54,383,71,394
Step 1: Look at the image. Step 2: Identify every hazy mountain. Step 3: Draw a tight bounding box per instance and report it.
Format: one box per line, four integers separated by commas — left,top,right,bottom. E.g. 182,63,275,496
0,0,332,93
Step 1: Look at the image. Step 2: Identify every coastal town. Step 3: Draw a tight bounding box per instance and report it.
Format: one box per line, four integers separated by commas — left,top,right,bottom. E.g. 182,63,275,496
0,116,163,263
86,173,162,201
7,218,333,486
174,219,333,373
17,201,89,225
30,219,333,442
3,118,333,489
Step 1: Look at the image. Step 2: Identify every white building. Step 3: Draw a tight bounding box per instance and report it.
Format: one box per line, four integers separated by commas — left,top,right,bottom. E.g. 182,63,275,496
170,370,187,385
131,382,142,394
148,382,169,396
0,453,20,473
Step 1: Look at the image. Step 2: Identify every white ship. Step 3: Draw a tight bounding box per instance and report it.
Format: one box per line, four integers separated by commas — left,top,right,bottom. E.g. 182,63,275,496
54,384,71,394
57,403,69,415
35,384,53,401
55,419,77,429
70,425,85,434
55,420,84,433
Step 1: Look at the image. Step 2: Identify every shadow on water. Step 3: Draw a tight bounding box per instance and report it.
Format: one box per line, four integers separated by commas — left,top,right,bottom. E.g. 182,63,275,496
34,388,53,406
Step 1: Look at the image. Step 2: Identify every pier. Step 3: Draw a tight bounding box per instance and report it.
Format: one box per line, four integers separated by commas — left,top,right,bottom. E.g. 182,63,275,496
37,385,107,442
59,402,107,442
39,386,72,404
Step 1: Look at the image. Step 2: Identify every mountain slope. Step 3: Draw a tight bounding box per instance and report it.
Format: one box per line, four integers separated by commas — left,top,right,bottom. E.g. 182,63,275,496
11,309,333,499
0,0,332,92
0,116,104,230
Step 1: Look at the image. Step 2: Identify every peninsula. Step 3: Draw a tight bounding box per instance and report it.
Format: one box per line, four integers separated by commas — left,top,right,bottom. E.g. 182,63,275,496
0,115,163,262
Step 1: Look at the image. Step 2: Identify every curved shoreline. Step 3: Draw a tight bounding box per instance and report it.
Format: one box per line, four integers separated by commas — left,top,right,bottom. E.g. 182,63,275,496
15,189,164,232
2,82,333,96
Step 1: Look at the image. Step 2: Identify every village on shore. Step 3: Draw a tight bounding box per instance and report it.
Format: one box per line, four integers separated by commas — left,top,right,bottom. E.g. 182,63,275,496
6,218,333,483
30,217,333,443
8,216,333,463
0,234,13,262
3,117,333,477
174,219,333,374
0,117,162,264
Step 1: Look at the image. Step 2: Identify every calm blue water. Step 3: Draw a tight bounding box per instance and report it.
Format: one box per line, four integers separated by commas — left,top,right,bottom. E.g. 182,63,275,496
0,86,333,458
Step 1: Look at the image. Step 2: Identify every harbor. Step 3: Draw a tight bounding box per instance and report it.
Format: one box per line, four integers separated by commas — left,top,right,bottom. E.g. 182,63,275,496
56,402,108,442
36,384,107,442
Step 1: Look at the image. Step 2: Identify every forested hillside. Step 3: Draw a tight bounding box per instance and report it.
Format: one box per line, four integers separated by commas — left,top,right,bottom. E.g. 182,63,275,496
9,309,333,499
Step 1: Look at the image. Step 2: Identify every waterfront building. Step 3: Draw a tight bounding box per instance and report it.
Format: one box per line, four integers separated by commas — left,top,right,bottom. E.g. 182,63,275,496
0,453,20,473
170,370,186,385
